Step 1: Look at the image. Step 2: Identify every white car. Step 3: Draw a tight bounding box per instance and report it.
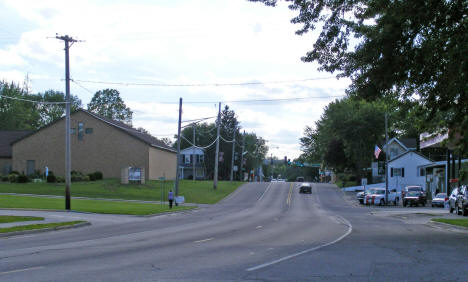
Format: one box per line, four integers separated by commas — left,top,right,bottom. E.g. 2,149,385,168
364,188,400,206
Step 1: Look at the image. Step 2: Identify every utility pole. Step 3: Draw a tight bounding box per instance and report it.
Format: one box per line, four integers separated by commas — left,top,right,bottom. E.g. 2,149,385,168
240,130,245,181
175,98,182,196
230,126,236,182
385,112,389,205
56,34,79,211
192,123,196,182
213,102,221,190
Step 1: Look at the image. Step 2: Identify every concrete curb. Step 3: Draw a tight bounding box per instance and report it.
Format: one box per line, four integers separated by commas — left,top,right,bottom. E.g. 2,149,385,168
427,220,468,233
0,221,91,238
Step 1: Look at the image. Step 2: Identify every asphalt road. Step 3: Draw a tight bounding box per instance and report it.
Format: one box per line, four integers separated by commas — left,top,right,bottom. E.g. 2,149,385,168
1,182,467,281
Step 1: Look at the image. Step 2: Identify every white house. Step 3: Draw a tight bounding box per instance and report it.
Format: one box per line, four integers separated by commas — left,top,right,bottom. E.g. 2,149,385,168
387,150,432,192
178,146,206,180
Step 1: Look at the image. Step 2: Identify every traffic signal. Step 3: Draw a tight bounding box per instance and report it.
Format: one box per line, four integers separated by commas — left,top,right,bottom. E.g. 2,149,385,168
284,156,287,164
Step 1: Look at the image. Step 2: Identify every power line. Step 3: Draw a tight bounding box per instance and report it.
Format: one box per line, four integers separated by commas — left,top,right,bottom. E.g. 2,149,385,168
181,116,216,124
0,94,69,104
70,79,95,95
73,76,337,87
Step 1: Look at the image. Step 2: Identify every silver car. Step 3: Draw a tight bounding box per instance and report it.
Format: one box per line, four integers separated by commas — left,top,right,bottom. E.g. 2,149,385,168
448,187,459,213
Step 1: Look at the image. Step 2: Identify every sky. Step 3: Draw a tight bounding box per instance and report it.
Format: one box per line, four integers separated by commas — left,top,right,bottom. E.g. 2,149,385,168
0,0,350,159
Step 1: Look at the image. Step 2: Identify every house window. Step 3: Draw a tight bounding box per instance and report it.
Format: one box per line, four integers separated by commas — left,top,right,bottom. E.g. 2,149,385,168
26,160,35,176
78,122,84,140
199,154,204,163
391,167,405,177
390,148,398,158
419,168,426,177
85,128,93,134
184,155,191,164
70,128,76,135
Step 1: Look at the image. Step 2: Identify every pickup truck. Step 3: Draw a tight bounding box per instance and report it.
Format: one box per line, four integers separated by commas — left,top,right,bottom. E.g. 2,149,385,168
364,188,400,206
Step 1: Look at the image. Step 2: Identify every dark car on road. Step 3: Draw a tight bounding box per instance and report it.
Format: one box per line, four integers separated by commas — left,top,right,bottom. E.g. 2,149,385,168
403,191,426,207
455,185,468,216
299,183,312,194
431,193,447,208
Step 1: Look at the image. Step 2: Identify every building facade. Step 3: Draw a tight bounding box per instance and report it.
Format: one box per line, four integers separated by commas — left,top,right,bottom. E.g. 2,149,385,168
12,110,176,180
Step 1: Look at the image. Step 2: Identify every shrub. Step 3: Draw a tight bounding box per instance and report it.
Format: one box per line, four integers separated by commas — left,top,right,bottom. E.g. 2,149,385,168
17,174,29,183
93,171,103,180
56,176,65,183
8,174,18,182
71,171,88,182
87,173,96,181
1,175,9,182
10,171,19,175
47,172,56,183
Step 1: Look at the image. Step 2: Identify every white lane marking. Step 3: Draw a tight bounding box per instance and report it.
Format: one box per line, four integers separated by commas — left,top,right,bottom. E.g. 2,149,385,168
194,237,214,243
258,183,272,202
246,216,353,272
256,226,263,229
0,266,44,276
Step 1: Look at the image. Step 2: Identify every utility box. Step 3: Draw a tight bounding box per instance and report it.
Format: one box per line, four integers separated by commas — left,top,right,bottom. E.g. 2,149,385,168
121,167,145,184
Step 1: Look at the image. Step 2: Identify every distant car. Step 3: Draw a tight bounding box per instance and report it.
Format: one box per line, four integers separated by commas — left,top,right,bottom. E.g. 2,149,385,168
271,178,277,182
402,186,427,205
403,191,426,207
296,177,304,182
455,185,468,216
278,179,286,182
448,187,459,213
299,183,312,194
431,193,447,208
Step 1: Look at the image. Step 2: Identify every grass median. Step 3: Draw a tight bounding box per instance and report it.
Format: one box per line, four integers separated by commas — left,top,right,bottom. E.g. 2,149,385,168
0,179,243,204
0,215,44,223
0,195,194,215
0,220,86,234
432,218,468,228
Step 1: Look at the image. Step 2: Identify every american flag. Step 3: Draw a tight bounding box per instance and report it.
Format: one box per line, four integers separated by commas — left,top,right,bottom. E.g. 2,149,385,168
374,145,382,159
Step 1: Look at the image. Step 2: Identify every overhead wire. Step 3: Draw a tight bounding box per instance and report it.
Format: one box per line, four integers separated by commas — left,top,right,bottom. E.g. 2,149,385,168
0,94,69,104
73,76,336,87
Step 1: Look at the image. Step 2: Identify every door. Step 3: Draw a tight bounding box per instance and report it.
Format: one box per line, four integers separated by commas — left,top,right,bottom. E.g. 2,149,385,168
26,160,35,175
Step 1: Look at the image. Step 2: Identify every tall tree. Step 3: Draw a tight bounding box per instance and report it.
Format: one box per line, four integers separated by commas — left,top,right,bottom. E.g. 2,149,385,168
0,81,81,130
251,0,468,151
87,89,133,124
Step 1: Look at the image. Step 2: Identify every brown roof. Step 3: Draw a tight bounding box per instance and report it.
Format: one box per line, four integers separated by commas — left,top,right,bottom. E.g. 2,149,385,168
0,130,33,158
83,110,176,153
11,109,176,153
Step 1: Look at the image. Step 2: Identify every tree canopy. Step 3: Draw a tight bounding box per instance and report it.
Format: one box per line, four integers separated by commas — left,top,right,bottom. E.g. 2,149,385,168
0,81,81,130
251,0,467,151
87,89,133,125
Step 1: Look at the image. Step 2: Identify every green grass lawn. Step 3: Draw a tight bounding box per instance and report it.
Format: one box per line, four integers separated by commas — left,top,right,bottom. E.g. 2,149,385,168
0,195,194,215
0,179,243,204
0,215,44,223
432,218,468,227
0,221,85,233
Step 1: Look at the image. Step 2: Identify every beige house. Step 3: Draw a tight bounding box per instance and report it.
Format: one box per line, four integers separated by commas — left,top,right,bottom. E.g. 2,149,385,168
12,109,176,180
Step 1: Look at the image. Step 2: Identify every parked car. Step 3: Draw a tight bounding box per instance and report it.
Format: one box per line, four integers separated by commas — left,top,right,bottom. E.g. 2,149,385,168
299,183,312,194
402,185,426,202
448,187,459,213
431,193,447,208
455,185,468,216
356,190,370,204
296,176,304,182
403,191,426,207
364,188,400,206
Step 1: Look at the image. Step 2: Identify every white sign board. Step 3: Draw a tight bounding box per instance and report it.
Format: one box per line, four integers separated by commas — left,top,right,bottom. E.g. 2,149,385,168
176,196,185,204
361,178,368,186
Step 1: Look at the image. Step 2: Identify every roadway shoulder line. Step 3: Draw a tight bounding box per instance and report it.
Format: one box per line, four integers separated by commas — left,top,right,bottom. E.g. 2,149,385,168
0,266,44,276
257,183,272,202
246,216,353,272
194,237,214,243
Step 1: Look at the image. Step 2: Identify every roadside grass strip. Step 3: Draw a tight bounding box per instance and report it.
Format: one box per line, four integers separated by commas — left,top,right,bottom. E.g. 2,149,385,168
0,180,242,204
432,218,468,228
0,215,44,223
0,221,85,233
0,195,194,215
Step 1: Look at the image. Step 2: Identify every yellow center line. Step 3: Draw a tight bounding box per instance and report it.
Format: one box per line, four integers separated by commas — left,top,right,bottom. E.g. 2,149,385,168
0,266,44,276
287,183,293,206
